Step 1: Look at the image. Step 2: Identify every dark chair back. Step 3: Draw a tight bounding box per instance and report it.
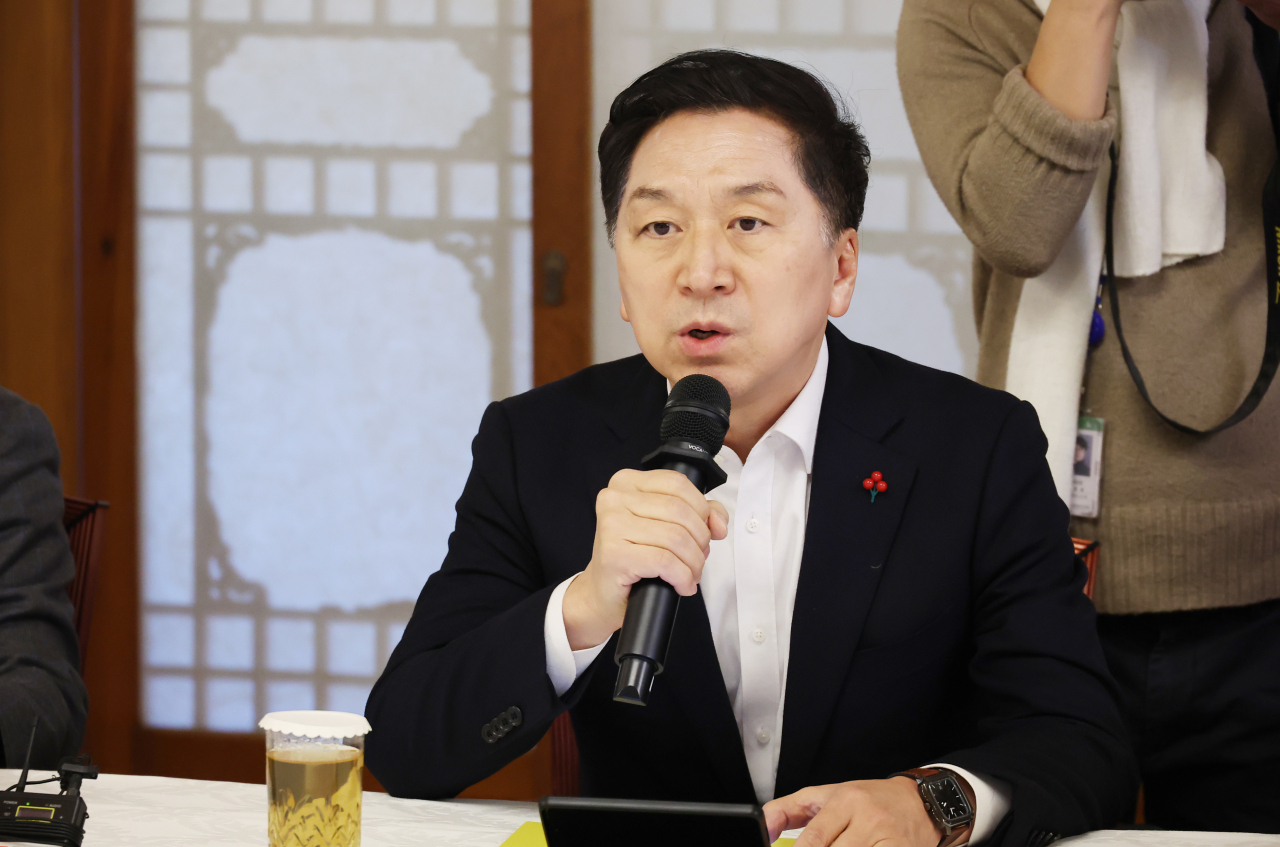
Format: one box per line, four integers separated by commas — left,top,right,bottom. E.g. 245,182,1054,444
62,497,109,663
1072,537,1100,600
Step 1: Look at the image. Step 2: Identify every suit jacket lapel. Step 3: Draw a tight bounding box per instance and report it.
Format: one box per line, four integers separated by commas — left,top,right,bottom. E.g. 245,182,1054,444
774,326,918,797
663,591,757,800
602,357,666,451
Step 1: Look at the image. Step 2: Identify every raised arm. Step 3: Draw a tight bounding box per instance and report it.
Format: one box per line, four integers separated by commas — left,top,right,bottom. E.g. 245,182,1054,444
896,0,1118,278
1025,0,1122,121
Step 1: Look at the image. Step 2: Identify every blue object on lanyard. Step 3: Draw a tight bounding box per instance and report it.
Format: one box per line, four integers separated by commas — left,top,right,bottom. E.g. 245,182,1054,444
1089,281,1106,348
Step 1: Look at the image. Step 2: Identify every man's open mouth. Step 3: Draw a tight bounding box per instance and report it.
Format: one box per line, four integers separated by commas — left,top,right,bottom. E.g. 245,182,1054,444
688,329,719,340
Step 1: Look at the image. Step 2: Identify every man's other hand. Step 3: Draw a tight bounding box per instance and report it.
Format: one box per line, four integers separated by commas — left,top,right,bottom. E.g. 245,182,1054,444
764,778,946,847
1240,0,1280,30
562,468,729,650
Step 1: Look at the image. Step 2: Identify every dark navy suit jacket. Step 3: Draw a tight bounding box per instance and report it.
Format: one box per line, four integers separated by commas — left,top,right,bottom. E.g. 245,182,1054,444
366,325,1137,847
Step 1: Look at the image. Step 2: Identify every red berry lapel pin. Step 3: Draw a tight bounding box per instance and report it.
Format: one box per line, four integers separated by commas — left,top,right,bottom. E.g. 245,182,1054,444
862,471,887,503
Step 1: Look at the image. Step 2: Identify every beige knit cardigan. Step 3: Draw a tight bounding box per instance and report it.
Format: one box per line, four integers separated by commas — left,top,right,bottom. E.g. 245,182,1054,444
897,0,1280,614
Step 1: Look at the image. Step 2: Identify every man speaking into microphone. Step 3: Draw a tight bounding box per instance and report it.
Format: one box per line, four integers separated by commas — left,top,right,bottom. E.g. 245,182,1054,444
366,50,1136,847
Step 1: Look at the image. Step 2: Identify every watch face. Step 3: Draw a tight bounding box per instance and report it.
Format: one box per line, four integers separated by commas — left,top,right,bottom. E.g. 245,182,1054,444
925,778,972,823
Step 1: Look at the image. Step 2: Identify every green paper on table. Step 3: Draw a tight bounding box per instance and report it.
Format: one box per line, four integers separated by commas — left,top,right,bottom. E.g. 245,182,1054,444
499,820,797,846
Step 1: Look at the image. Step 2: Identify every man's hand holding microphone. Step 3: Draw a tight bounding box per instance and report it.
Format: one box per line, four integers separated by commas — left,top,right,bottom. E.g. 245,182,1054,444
562,467,728,652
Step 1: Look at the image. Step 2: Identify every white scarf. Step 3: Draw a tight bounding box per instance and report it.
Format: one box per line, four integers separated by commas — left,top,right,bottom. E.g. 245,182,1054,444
1006,0,1226,504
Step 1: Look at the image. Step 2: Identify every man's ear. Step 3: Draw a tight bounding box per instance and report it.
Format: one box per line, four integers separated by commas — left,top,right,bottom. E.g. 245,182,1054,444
619,297,631,323
827,228,859,318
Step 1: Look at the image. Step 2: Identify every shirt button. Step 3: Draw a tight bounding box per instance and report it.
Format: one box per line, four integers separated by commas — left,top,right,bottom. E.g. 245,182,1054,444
756,727,771,745
752,628,766,644
746,518,759,533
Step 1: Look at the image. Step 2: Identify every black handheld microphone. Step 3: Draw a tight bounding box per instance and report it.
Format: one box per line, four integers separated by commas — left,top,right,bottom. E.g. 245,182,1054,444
613,374,731,705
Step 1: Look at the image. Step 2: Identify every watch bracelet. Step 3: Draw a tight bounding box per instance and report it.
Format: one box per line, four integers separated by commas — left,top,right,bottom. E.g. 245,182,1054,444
889,767,974,847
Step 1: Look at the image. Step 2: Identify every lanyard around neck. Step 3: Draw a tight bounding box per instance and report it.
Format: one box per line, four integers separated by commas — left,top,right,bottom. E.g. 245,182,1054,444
1101,12,1280,436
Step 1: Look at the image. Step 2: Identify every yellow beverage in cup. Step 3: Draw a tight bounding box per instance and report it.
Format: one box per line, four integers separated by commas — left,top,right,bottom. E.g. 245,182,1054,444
260,711,372,847
267,745,363,847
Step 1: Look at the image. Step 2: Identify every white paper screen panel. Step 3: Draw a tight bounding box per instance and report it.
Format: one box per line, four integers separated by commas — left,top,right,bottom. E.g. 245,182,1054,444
590,0,979,378
137,0,533,730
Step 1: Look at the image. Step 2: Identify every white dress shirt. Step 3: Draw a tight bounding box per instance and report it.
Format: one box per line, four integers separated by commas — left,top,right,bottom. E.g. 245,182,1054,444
544,338,1009,839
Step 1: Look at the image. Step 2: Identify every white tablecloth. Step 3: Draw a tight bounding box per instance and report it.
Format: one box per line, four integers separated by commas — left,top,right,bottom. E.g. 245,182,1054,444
2,770,538,847
3,770,1279,847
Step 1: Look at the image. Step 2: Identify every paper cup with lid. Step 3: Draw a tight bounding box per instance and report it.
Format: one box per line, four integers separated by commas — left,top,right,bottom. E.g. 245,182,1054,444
260,711,372,847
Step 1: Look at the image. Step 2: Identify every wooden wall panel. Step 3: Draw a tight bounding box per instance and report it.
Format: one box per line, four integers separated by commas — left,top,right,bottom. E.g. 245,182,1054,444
134,728,553,801
135,731,266,785
77,0,139,778
132,730,392,792
0,0,81,492
456,739,554,801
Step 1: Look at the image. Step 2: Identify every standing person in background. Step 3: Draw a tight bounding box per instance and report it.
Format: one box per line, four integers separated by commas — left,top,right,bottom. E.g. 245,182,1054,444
0,387,88,767
899,0,1279,832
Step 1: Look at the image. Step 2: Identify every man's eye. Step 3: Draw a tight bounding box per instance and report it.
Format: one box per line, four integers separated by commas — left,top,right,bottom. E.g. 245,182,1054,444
648,222,674,236
736,218,762,232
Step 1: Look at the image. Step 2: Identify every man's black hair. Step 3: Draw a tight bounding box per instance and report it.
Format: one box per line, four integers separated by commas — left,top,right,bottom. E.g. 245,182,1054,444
598,49,871,245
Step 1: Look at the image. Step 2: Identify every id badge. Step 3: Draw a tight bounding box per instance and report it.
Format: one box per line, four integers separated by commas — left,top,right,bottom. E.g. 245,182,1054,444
1070,416,1104,519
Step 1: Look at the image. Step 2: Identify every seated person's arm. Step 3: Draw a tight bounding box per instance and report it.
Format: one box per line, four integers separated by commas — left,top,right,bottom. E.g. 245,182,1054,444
0,389,88,768
766,401,1136,847
366,399,727,797
365,401,560,798
941,400,1136,840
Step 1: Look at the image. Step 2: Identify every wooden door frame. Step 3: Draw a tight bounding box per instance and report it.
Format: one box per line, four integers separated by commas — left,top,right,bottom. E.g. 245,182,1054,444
0,0,143,778
77,0,140,778
532,0,594,386
59,0,593,794
0,0,80,492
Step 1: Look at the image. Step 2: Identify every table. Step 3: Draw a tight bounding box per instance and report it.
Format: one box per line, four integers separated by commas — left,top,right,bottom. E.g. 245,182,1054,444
2,770,538,847
4,770,1280,847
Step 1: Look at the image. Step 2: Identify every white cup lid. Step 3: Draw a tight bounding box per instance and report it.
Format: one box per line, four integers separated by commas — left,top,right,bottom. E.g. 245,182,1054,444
259,710,372,738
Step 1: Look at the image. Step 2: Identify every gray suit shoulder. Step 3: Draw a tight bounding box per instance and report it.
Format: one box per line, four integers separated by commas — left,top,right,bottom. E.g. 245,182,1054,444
0,385,88,768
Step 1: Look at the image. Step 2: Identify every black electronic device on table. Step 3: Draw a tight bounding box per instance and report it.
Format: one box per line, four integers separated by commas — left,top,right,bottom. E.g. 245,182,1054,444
0,719,97,847
539,796,771,847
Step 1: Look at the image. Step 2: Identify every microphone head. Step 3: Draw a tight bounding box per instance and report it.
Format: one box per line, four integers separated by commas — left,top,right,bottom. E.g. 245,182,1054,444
659,374,731,455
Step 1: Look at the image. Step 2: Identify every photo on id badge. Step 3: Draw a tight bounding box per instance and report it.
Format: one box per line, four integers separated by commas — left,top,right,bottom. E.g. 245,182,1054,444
1070,416,1104,519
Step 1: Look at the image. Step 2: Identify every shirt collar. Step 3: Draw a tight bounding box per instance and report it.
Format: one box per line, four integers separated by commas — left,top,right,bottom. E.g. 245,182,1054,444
669,336,829,475
768,336,828,475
